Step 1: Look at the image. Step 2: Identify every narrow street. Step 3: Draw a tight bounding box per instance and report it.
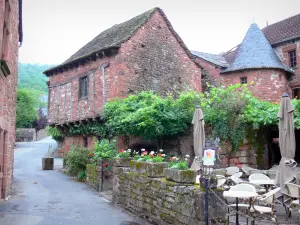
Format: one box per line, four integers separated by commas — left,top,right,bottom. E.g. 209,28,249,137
0,138,144,225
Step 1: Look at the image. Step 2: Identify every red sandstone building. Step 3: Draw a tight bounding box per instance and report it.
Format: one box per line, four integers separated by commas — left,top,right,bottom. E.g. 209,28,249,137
0,0,23,200
193,13,300,102
44,8,202,154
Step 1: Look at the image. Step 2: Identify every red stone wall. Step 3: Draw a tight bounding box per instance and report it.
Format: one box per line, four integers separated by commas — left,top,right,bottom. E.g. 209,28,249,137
0,0,20,199
194,57,222,88
273,40,300,89
48,10,201,125
222,69,291,102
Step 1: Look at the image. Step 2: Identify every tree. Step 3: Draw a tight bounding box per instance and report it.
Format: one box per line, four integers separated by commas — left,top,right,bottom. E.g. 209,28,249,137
32,108,47,135
16,89,38,128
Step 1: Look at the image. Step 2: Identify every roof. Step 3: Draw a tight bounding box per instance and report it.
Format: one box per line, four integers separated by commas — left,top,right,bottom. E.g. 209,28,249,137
44,7,196,75
262,13,300,45
191,50,229,67
222,23,291,73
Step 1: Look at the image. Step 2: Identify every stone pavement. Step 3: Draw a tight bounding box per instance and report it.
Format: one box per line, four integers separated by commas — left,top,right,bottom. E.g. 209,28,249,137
0,137,148,225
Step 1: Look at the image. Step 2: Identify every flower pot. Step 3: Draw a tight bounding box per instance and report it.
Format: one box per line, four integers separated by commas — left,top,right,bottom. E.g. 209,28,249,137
130,161,168,177
164,168,197,183
113,157,132,167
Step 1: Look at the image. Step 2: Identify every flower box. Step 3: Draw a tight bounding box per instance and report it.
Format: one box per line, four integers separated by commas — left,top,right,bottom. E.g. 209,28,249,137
164,168,197,183
113,157,133,167
130,161,168,177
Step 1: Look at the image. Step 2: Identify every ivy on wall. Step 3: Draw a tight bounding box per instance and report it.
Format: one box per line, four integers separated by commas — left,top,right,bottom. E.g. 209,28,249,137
48,84,300,162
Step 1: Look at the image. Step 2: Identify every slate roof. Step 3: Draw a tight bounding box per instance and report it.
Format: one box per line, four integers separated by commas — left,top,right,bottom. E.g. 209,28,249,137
222,23,291,73
191,50,229,67
44,7,196,75
262,13,300,45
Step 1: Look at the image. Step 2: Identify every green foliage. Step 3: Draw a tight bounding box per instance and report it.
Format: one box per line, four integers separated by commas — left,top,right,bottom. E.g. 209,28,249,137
152,156,164,163
66,123,111,137
116,149,131,158
202,84,250,152
77,170,86,182
93,139,117,160
46,126,64,142
16,88,38,128
169,160,188,170
65,146,90,176
18,63,53,93
104,91,202,139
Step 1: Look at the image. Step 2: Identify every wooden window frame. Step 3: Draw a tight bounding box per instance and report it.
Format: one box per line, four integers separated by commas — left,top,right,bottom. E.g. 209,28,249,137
288,50,297,68
292,87,300,99
79,75,89,100
240,77,247,84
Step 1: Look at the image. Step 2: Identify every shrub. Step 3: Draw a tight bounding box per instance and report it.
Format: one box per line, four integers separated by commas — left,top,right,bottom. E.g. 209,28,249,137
46,126,64,142
77,170,86,182
65,146,90,176
93,139,117,160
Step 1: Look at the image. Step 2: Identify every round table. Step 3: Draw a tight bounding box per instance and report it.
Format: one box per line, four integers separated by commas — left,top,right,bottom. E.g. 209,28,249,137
223,191,258,224
249,180,275,185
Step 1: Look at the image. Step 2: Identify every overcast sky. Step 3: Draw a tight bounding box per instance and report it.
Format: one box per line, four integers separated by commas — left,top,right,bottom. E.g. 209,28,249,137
19,0,300,65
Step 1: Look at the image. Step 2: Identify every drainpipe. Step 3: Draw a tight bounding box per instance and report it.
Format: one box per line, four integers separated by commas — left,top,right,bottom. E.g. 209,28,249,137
100,62,109,106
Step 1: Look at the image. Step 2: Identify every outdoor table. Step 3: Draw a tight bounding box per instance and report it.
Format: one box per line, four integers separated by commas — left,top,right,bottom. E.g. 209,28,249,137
223,191,258,225
249,180,275,185
249,179,275,191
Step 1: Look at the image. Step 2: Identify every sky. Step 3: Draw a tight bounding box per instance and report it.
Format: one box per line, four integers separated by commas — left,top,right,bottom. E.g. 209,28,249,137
19,0,300,65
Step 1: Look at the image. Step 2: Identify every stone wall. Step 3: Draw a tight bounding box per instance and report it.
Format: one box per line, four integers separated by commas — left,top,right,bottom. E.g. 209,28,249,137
0,0,20,200
113,166,226,225
47,9,201,125
273,39,300,89
222,69,290,103
16,128,36,142
86,159,115,191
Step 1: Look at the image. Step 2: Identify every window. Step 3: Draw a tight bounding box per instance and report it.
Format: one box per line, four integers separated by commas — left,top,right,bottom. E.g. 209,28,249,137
240,77,247,84
293,88,300,99
288,50,297,68
79,76,89,99
1,0,11,60
83,137,88,148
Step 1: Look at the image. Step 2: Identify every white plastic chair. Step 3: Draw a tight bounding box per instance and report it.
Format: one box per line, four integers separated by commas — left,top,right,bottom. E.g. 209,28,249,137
242,165,257,176
264,170,277,179
230,172,243,185
249,173,271,181
251,187,281,224
215,168,226,176
284,183,300,219
225,166,239,176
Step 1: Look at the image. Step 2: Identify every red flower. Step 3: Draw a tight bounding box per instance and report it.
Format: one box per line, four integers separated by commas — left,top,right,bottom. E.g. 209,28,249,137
103,163,108,167
89,153,94,157
150,154,154,158
170,157,174,161
158,154,162,157
118,148,125,153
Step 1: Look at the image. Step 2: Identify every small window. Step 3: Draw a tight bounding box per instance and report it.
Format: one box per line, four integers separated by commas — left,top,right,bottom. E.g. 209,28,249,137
240,77,247,84
293,88,300,99
83,137,88,148
79,76,89,99
288,50,297,68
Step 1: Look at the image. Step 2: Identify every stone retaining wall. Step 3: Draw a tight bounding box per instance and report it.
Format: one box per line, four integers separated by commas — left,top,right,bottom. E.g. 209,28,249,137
86,159,115,191
113,167,226,225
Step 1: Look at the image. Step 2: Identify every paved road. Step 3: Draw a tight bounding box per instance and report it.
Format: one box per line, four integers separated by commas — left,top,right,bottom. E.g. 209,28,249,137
0,138,145,225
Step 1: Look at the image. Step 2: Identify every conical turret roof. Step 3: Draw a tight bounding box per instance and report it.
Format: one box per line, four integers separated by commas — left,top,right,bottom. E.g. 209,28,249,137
222,23,291,73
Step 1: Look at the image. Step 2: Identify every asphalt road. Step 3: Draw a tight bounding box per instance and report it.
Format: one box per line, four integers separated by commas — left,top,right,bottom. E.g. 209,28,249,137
0,137,145,225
